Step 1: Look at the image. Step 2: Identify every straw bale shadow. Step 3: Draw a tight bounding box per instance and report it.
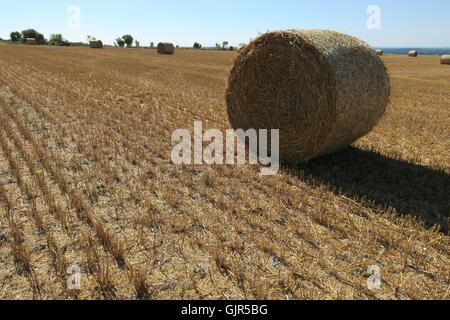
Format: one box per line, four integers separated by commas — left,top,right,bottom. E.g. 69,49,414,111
283,147,450,233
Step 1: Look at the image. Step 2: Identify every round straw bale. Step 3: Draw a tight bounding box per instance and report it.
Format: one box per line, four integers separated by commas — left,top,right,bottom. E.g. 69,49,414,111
408,50,418,57
376,49,384,56
90,40,103,49
26,38,36,45
441,55,450,65
157,42,175,54
226,29,390,163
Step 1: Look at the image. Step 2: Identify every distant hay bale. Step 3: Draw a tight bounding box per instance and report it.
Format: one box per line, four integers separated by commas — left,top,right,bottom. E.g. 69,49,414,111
90,40,103,49
229,46,235,51
376,49,384,56
441,55,450,65
26,38,36,45
157,42,175,55
226,29,390,163
408,50,418,57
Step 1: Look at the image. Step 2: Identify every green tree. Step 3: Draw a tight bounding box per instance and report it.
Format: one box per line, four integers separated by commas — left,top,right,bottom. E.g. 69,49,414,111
222,41,229,50
21,29,38,39
150,42,154,48
115,37,125,48
135,39,140,48
49,34,69,46
21,29,46,44
193,42,202,49
36,34,46,44
10,31,22,43
122,34,134,47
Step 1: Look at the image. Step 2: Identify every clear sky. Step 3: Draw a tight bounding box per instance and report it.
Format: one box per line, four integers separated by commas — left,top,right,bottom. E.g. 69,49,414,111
1,0,449,47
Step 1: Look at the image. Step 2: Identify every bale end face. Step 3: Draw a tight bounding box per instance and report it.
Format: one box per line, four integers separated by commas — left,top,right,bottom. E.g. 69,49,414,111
226,29,390,163
90,40,104,49
441,55,450,65
376,49,384,56
157,42,175,55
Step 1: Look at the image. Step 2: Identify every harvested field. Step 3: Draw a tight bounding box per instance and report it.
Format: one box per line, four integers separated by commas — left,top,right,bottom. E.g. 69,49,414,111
0,45,449,300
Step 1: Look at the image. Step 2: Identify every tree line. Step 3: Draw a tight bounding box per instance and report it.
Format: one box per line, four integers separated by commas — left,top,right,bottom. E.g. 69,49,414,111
7,29,71,46
3,28,237,50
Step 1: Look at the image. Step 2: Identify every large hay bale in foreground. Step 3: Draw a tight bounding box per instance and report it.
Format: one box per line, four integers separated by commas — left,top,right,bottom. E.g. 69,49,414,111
90,40,103,49
26,38,36,45
441,55,450,65
376,49,384,56
157,42,175,54
226,29,390,163
408,50,418,57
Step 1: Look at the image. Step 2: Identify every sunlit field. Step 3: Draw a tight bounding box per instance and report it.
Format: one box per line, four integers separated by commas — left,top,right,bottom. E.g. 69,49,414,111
0,44,449,300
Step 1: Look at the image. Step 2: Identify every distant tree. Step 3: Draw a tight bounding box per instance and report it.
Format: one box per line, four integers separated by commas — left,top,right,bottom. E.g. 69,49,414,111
36,33,46,45
21,29,46,44
68,42,88,47
149,42,154,48
49,34,69,46
50,34,62,42
10,31,22,43
193,42,202,49
115,37,125,48
21,29,38,40
135,39,140,48
222,41,229,50
122,34,134,47
87,35,97,43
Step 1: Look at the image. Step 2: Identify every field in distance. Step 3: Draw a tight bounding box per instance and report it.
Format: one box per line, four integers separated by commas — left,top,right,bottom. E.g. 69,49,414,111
0,45,449,300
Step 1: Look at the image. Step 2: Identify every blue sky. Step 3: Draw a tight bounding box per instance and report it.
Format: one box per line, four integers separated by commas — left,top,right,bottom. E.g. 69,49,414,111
1,0,449,47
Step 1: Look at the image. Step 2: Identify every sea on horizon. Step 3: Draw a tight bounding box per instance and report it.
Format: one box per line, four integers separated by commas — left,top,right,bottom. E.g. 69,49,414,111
374,48,450,56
